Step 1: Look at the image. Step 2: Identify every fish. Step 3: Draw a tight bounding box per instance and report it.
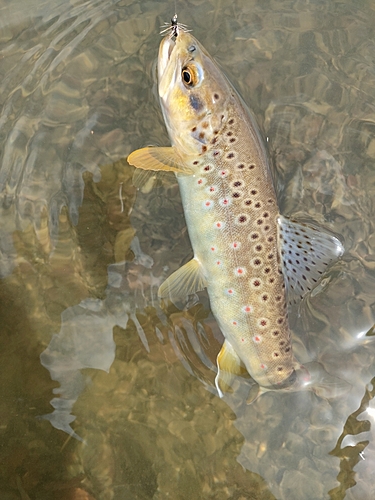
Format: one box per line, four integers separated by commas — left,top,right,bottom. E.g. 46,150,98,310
128,20,344,398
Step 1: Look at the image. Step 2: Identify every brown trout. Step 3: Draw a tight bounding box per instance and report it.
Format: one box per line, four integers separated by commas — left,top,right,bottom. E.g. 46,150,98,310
128,23,344,397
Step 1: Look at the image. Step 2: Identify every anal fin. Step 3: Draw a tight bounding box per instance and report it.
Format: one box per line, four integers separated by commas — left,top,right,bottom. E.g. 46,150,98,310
158,258,207,301
215,340,247,398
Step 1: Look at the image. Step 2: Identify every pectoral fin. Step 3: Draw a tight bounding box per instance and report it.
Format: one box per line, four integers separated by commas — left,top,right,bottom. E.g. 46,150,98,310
132,169,159,192
127,147,193,175
158,258,207,300
215,340,247,398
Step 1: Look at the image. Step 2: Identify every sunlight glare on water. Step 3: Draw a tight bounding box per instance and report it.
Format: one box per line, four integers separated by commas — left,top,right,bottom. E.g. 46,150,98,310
1,0,375,499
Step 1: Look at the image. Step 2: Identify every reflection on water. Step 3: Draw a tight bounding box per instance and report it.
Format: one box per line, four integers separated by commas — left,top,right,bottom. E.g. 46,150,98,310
39,236,161,441
1,0,375,498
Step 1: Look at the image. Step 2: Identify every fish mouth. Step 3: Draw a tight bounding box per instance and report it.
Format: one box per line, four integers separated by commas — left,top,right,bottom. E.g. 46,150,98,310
158,36,176,87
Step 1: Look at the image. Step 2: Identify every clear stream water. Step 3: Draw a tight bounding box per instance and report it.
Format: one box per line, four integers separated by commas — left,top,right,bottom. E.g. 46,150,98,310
1,0,375,499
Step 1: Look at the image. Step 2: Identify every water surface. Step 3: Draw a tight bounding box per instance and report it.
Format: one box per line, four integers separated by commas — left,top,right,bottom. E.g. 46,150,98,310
1,0,375,499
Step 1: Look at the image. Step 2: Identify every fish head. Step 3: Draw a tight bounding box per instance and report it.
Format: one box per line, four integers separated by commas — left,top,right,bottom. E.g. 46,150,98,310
158,32,232,156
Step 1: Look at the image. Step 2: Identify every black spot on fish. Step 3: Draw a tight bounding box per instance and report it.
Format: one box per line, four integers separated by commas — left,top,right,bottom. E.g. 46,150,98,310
190,94,203,112
214,93,220,100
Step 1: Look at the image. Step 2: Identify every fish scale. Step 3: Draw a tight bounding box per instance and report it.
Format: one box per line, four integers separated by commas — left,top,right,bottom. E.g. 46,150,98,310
128,27,344,397
176,97,295,389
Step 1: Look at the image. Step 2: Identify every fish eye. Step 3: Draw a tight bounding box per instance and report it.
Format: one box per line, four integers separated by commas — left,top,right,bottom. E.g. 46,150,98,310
182,67,194,86
181,63,203,88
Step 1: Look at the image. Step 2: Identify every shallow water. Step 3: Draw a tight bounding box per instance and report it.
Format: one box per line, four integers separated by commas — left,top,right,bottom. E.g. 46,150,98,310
1,0,375,498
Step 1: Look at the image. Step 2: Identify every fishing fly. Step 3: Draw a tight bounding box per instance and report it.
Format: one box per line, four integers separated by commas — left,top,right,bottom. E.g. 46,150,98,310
160,14,190,38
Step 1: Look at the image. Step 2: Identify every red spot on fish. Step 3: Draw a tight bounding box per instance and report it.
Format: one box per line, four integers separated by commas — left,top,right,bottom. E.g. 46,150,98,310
205,201,211,206
198,179,203,184
211,247,215,251
241,338,244,342
254,336,261,342
223,199,228,205
216,261,221,265
210,186,215,192
260,364,266,370
244,306,252,313
232,321,237,326
228,289,233,294
236,267,245,275
216,222,222,228
220,170,227,177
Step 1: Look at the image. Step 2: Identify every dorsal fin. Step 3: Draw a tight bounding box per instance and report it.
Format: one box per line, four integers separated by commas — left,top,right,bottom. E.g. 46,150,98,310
278,216,344,305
